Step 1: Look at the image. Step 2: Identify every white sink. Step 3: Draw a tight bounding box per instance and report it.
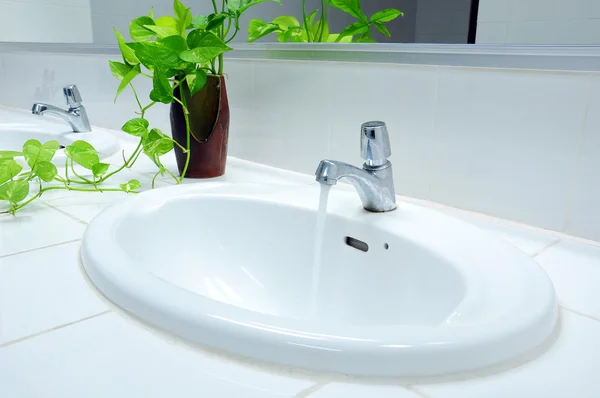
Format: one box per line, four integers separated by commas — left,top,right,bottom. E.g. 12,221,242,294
0,109,119,163
81,182,558,377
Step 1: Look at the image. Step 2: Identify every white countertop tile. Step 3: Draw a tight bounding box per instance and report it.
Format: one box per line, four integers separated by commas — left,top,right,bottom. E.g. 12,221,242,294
0,312,314,398
0,241,107,344
536,240,600,319
0,203,86,257
309,383,422,397
1,130,600,396
415,310,600,398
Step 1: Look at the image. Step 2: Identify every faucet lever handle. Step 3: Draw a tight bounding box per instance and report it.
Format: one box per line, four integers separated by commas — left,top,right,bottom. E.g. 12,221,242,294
361,121,391,167
63,85,83,107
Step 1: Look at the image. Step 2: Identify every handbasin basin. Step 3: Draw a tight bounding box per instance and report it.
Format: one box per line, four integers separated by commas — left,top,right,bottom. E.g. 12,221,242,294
81,182,558,377
0,109,119,164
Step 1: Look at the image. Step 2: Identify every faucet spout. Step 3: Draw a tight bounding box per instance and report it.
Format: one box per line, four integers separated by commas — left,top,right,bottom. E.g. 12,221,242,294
31,85,91,133
315,160,397,212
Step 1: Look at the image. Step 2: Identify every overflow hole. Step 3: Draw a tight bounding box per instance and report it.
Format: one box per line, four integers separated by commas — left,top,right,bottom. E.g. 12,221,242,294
384,243,389,250
345,236,369,252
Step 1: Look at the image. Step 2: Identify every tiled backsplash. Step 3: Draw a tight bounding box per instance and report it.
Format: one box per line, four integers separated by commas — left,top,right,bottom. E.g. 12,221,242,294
0,0,93,43
0,50,598,241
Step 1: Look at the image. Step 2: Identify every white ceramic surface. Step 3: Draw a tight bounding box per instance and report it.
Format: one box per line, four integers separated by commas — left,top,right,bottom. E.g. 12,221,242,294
0,107,119,164
81,182,558,377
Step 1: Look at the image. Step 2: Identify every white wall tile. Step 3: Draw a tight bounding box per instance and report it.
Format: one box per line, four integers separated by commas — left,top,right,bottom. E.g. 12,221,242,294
0,1,92,43
477,0,512,23
328,63,439,199
429,67,587,231
567,74,600,240
0,242,107,344
476,22,508,44
0,312,314,397
416,310,600,397
246,60,333,174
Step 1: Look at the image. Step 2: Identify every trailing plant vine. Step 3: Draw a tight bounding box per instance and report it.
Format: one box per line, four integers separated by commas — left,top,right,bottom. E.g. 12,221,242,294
0,0,278,214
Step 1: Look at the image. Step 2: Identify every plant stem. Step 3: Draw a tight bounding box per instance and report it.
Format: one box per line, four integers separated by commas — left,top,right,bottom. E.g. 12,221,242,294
211,0,218,13
303,0,313,42
99,140,143,182
174,89,192,183
130,83,143,113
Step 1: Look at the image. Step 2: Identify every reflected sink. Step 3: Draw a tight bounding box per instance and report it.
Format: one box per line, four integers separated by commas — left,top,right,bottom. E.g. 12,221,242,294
81,182,558,377
0,109,119,164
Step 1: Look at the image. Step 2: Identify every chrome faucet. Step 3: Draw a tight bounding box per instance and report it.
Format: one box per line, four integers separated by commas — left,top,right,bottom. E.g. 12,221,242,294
32,85,91,133
315,121,397,212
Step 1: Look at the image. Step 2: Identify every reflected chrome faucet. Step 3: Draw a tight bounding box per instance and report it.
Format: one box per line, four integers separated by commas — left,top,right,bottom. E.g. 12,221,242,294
32,85,91,133
315,121,397,212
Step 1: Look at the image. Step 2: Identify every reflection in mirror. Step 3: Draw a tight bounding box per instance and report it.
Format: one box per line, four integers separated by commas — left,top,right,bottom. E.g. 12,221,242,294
0,0,599,46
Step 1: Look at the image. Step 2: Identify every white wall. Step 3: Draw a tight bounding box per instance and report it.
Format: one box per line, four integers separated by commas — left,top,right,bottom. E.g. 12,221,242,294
0,50,599,242
90,0,302,44
477,0,600,44
0,0,93,43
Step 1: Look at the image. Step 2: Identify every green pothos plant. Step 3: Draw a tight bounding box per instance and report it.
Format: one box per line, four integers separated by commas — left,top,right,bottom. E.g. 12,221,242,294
0,0,278,214
248,0,403,43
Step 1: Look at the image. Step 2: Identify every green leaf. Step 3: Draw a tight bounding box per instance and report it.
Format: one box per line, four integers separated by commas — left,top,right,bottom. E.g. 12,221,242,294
238,0,281,14
114,28,139,65
206,13,228,31
270,15,301,41
371,8,403,23
156,15,179,30
35,161,58,182
120,179,141,193
122,118,150,138
307,10,319,27
114,64,141,103
191,15,208,29
336,21,368,42
148,6,155,19
188,69,207,96
150,70,174,104
0,151,23,159
180,32,233,63
329,0,368,22
0,180,29,204
327,33,352,43
355,33,376,43
65,140,100,170
129,35,188,71
144,25,179,38
0,159,23,185
130,16,156,42
143,128,174,157
92,163,110,179
374,21,391,38
109,61,131,80
247,19,282,43
311,20,330,42
23,139,59,169
174,0,192,34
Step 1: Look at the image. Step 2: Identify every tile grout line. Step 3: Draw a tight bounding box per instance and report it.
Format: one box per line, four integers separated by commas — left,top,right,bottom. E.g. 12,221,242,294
404,385,432,398
43,201,88,225
561,305,600,323
531,238,562,258
294,381,330,397
0,310,111,349
0,238,81,259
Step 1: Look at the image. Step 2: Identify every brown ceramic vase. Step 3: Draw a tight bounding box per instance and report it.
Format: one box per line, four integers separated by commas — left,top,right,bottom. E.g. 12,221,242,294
170,75,229,178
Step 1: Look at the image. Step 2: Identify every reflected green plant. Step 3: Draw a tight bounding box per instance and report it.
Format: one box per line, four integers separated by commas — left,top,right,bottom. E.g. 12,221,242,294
248,0,403,43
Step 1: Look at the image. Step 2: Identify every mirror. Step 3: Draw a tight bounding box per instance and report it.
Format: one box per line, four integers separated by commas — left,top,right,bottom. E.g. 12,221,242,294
0,0,598,46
